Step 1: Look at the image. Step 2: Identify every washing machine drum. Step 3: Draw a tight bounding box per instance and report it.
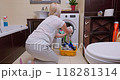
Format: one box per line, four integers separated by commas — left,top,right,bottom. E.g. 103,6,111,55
65,22,75,35
86,42,120,63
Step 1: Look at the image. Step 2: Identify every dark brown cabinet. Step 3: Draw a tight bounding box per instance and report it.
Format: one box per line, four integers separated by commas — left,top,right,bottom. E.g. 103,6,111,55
84,16,115,47
0,29,28,64
115,0,120,22
27,19,44,34
84,0,119,47
12,30,26,50
84,18,90,47
85,0,120,25
0,35,13,62
85,0,114,16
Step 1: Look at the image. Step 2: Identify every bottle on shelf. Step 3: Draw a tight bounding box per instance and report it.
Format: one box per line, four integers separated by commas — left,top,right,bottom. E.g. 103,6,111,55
0,19,4,27
41,7,44,11
3,16,8,27
45,6,48,11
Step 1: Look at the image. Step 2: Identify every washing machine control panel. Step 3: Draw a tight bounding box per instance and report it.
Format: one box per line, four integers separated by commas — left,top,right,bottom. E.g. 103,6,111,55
70,15,76,18
64,15,76,18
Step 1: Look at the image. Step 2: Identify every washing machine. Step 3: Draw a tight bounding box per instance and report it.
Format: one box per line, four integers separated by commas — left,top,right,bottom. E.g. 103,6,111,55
54,13,79,48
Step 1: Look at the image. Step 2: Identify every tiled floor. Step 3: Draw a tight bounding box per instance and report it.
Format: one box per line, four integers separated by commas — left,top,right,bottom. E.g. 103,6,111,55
13,47,88,64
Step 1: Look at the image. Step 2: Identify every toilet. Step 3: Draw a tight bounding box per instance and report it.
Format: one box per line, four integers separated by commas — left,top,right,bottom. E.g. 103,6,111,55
84,42,120,64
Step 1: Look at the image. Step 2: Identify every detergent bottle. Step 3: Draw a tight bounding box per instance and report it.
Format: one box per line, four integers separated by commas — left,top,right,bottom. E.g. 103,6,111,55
112,21,119,42
3,16,8,27
0,19,4,27
20,58,22,64
69,40,76,50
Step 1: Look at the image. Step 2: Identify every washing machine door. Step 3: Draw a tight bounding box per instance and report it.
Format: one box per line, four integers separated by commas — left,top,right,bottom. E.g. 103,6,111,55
63,19,77,35
53,19,78,48
64,20,78,46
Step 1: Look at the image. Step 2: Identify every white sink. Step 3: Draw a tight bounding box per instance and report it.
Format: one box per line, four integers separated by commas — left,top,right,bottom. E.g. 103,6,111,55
34,11,49,19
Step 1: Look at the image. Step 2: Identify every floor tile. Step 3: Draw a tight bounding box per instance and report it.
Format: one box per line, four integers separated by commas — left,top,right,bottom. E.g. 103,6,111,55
58,56,70,64
13,51,34,64
13,48,88,64
70,56,87,64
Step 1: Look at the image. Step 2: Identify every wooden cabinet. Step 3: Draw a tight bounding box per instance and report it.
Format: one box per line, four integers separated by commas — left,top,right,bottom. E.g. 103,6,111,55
0,35,13,62
84,18,91,47
115,0,120,22
85,0,120,28
0,29,28,64
12,30,26,50
85,0,114,16
84,16,115,47
27,19,44,34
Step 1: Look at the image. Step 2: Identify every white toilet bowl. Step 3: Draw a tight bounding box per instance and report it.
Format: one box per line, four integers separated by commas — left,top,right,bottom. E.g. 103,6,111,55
85,42,120,64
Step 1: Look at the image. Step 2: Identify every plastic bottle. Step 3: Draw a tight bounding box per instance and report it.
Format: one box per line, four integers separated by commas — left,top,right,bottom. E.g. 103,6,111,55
20,58,22,64
69,40,76,50
112,21,119,42
0,19,4,27
41,7,44,11
45,6,48,11
3,16,8,27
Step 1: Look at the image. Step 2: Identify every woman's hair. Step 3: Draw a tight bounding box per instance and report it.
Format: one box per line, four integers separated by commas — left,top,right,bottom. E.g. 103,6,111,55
49,3,61,17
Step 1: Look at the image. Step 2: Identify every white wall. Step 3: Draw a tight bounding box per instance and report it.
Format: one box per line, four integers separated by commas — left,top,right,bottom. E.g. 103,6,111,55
78,0,85,44
0,0,85,44
0,0,70,25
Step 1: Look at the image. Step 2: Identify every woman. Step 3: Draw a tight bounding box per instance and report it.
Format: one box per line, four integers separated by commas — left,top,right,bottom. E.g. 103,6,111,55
26,3,72,64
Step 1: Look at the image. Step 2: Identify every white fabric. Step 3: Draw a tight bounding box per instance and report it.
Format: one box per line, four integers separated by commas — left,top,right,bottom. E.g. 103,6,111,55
26,39,58,64
26,15,65,44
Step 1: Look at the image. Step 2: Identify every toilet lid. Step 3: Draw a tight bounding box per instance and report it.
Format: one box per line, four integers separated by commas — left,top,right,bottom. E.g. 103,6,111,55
86,42,120,61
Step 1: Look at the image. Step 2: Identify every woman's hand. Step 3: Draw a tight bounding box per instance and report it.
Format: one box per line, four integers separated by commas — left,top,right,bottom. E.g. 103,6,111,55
55,33,66,38
68,28,73,34
61,23,73,35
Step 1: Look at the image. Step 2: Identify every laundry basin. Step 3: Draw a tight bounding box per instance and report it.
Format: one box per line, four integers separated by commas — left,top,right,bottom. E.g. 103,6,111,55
34,11,49,19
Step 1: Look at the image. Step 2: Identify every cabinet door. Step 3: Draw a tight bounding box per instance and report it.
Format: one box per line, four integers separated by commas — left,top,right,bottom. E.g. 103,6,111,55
84,18,90,47
0,35,13,62
2,30,27,64
27,19,44,34
115,0,120,22
90,17,114,43
85,0,114,16
32,21,41,32
12,30,26,51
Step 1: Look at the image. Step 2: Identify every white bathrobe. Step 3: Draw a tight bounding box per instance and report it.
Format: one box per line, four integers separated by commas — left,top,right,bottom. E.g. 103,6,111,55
26,15,65,64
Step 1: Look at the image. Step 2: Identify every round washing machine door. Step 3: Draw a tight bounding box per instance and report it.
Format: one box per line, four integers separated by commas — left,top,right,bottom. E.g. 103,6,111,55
63,20,78,46
63,19,77,35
